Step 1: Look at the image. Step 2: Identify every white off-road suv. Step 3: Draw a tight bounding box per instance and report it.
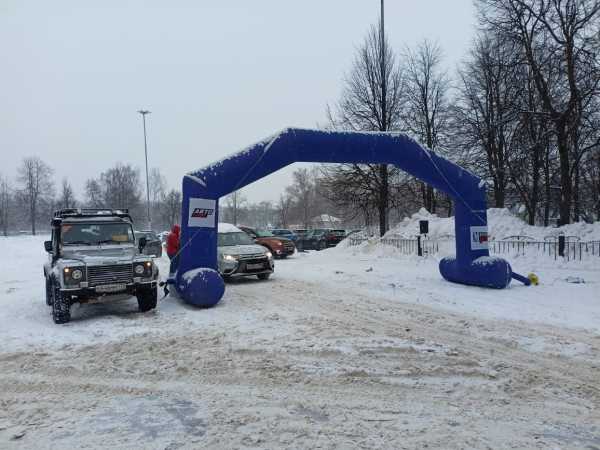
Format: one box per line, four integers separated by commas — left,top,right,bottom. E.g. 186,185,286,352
43,209,159,324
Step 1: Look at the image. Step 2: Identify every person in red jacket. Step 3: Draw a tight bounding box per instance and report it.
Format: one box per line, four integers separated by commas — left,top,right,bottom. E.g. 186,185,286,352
166,224,181,275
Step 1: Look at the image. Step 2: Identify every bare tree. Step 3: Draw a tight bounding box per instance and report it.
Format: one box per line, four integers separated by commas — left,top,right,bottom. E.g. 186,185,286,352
86,164,142,219
456,32,522,208
223,190,247,225
286,168,315,228
276,193,293,228
0,175,12,236
403,39,451,213
17,157,54,235
327,21,404,236
58,178,76,209
85,179,103,207
149,168,167,205
478,0,600,224
161,189,182,228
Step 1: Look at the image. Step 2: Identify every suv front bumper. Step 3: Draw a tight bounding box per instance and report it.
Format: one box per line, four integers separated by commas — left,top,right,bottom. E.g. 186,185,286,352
60,280,157,299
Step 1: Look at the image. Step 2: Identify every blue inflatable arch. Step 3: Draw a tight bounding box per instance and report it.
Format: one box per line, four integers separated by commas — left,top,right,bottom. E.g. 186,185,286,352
176,128,516,307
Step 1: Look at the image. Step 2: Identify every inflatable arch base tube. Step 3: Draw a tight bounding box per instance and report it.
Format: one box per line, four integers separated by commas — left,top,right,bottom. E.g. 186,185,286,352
177,268,225,308
439,256,512,289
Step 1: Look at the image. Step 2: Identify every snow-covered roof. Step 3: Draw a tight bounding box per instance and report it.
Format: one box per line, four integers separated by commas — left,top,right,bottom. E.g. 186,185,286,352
313,214,341,223
218,223,242,233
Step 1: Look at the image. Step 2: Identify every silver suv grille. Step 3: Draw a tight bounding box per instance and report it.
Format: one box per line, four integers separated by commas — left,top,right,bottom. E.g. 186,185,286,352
239,253,266,260
88,264,133,287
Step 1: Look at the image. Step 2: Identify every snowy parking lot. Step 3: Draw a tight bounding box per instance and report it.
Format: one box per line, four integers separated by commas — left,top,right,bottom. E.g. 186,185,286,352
1,234,599,449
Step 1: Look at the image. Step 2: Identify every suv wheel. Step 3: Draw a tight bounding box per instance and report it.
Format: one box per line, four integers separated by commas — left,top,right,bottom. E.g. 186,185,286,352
52,281,71,324
137,286,158,312
45,277,53,306
257,273,271,280
317,240,326,251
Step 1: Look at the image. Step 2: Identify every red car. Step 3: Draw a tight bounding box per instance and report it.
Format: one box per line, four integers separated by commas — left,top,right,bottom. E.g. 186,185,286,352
238,226,296,258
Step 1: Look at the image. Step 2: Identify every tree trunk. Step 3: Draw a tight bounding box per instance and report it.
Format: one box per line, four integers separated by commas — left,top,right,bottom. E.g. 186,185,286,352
378,164,389,236
556,128,572,226
573,163,580,222
31,202,36,235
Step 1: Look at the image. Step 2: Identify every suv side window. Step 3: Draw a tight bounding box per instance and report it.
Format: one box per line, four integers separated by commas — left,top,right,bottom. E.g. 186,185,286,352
51,227,58,256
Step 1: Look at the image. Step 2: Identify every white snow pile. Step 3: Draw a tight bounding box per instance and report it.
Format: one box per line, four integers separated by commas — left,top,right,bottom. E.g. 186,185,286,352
382,208,600,242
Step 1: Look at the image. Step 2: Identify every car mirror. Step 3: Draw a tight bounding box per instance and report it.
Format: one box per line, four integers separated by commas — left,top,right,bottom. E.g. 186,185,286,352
138,236,147,253
44,240,52,252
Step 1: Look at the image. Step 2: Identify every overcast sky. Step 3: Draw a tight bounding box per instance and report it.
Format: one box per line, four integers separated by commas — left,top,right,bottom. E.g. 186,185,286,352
1,0,476,203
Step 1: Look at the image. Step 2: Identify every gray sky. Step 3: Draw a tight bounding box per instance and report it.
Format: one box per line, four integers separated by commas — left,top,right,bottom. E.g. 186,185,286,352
1,1,476,203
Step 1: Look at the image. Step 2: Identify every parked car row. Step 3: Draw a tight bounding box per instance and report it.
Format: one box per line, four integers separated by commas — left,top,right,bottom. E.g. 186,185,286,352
144,224,349,284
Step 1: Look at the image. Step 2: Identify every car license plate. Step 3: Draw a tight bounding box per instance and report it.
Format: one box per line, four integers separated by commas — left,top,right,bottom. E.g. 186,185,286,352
246,263,264,270
96,283,126,293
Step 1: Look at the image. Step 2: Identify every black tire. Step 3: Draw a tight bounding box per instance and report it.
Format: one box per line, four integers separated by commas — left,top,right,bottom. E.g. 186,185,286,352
45,277,53,306
317,240,326,251
52,281,71,324
137,286,158,312
257,273,271,280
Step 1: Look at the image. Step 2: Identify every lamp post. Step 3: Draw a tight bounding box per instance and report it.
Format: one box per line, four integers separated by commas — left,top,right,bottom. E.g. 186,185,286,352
138,109,152,230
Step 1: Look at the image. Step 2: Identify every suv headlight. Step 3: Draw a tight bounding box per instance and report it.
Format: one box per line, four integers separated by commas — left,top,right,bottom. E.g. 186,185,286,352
265,251,273,259
134,261,153,277
71,269,83,280
223,254,238,262
63,266,85,285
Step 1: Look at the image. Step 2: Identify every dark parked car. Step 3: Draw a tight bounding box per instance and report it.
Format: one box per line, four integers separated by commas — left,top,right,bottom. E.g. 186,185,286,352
325,229,347,247
135,230,163,257
270,229,298,242
298,229,330,251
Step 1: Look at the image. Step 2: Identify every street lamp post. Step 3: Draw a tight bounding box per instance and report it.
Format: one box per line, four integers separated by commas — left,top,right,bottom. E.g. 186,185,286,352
138,109,152,230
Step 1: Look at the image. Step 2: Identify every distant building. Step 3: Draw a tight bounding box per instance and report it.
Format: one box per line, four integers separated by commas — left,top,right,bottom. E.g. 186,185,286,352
311,214,342,229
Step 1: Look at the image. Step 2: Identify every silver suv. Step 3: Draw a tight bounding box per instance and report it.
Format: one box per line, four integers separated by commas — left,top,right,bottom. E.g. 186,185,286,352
43,209,159,324
218,223,274,280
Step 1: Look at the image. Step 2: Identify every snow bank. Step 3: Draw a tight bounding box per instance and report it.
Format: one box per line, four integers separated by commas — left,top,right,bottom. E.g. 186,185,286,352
383,208,600,241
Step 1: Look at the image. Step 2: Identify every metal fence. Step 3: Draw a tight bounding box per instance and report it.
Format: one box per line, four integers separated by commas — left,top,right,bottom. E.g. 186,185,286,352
490,239,600,261
348,236,600,261
348,236,439,255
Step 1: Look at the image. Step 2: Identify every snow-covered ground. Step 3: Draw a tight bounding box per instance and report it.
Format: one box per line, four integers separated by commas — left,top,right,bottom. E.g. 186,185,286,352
1,224,599,449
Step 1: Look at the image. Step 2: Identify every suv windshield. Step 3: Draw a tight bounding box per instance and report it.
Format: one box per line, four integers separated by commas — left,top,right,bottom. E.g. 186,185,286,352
61,223,135,246
135,231,158,241
218,232,255,246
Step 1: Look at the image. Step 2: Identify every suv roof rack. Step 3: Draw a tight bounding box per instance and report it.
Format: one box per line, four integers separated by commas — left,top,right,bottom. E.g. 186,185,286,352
53,208,132,221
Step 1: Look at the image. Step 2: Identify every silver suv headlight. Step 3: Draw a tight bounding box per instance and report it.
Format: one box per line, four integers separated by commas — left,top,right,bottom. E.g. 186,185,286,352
134,261,153,277
223,254,238,262
63,266,86,285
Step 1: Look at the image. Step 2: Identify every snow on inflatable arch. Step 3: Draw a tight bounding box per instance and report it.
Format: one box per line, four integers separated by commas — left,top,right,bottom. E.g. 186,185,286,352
175,128,523,307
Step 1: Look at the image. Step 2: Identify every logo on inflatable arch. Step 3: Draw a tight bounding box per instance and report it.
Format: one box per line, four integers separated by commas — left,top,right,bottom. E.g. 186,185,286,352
470,226,489,250
188,198,216,228
191,208,213,218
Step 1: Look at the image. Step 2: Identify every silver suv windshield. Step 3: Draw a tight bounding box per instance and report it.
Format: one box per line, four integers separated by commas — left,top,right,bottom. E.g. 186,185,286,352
61,223,135,246
218,232,254,246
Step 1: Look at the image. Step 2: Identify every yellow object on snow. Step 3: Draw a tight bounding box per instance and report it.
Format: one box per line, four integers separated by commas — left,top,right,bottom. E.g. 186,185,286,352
528,273,539,285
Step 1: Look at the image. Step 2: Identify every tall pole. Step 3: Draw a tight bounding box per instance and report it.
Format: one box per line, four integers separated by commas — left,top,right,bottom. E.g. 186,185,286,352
380,0,385,131
138,109,152,230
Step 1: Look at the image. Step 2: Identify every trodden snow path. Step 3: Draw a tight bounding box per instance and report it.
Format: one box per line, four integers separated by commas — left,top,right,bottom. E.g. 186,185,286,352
0,235,599,449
